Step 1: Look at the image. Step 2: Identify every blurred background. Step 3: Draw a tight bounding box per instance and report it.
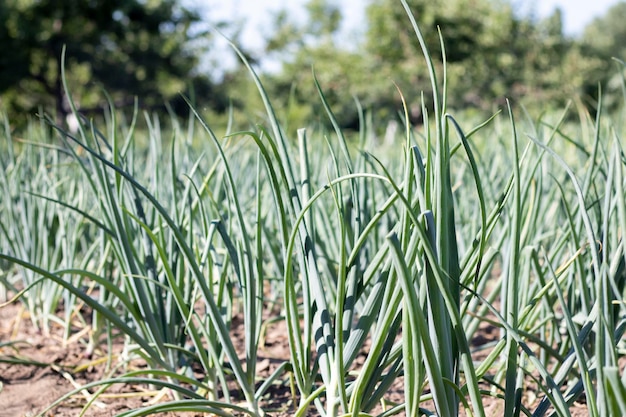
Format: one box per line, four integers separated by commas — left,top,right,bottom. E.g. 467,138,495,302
1,0,625,129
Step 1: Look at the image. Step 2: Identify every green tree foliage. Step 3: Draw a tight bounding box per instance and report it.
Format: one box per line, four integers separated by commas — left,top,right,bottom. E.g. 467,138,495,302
579,2,626,109
583,2,626,60
365,0,580,113
0,0,224,123
258,0,621,129
259,0,367,129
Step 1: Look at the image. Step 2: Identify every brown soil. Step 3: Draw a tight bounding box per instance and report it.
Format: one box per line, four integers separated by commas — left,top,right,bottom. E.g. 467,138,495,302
0,300,594,417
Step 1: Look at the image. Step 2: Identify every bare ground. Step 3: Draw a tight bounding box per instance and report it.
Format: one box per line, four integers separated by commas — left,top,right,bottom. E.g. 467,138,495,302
0,300,594,417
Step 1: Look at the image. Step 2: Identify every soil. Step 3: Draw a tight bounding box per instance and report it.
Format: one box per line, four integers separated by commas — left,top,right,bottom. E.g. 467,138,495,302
0,299,594,417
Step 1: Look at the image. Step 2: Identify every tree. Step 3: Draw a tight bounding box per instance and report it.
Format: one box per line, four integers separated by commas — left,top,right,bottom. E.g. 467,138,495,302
364,0,569,112
583,2,626,60
241,0,612,130
0,0,224,124
259,0,369,129
259,0,581,130
579,2,626,109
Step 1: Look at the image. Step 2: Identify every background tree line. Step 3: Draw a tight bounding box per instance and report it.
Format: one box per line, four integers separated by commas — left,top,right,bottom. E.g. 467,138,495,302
256,0,624,128
1,0,625,128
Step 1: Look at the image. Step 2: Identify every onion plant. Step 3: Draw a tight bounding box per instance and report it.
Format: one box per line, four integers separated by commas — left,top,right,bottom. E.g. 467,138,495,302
0,4,625,417
0,114,95,337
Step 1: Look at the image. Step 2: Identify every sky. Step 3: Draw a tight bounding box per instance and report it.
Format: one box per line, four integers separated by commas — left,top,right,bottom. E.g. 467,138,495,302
534,0,622,34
